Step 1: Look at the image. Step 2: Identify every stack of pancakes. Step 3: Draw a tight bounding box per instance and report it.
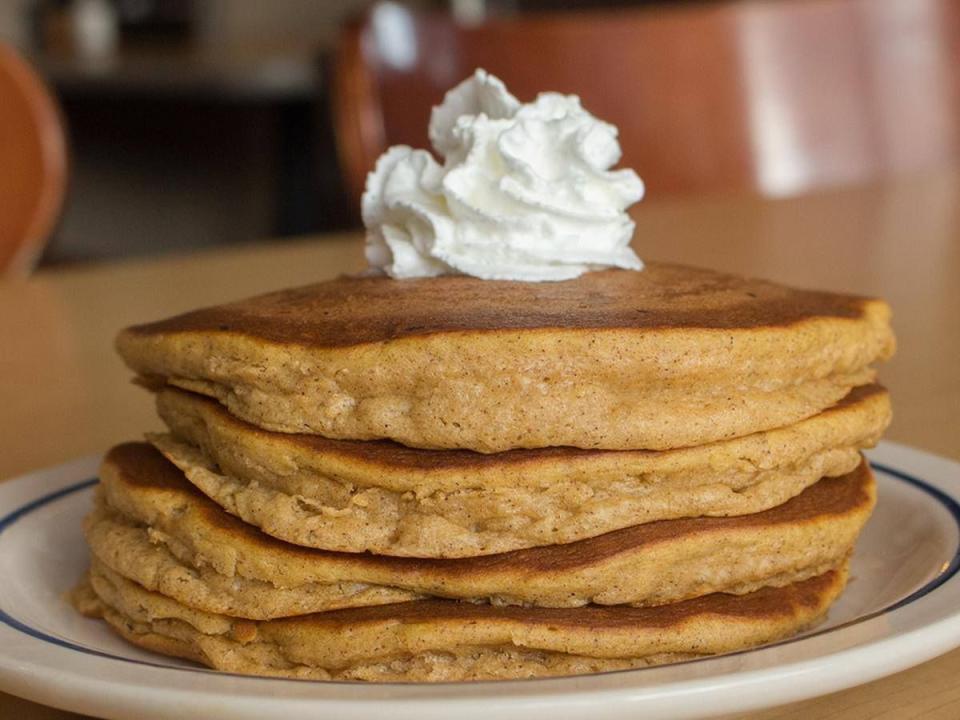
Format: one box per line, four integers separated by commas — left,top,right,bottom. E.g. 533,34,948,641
73,263,895,681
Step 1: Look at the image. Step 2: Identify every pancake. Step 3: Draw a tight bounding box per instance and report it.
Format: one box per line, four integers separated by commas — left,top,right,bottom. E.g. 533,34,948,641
74,560,849,681
150,385,888,556
116,264,895,453
90,443,873,618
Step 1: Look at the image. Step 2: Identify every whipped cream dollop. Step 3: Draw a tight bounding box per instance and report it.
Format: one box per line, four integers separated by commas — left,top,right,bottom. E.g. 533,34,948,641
362,69,644,282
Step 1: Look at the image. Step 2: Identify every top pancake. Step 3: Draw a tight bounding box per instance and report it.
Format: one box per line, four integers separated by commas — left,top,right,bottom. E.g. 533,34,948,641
124,264,879,346
117,263,894,451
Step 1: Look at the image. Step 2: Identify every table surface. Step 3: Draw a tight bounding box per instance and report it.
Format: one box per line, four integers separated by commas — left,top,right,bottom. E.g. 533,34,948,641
1,171,958,719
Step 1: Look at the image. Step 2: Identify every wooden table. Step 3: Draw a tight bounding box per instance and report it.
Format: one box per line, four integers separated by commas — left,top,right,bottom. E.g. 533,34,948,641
1,171,958,718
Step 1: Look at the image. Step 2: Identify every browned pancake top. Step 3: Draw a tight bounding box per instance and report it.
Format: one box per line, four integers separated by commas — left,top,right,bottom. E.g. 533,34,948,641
273,570,840,630
104,443,872,573
167,384,886,471
123,264,876,347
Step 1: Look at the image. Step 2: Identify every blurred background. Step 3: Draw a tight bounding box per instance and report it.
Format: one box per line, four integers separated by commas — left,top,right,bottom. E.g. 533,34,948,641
1,0,958,271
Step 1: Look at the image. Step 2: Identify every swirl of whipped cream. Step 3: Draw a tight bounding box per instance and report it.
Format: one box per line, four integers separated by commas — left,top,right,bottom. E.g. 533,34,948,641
362,69,644,282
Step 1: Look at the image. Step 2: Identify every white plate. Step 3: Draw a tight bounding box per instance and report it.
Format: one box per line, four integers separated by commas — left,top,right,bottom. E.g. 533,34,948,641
0,441,959,720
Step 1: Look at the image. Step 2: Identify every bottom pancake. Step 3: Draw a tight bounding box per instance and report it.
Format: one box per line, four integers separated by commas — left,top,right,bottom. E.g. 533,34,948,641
74,560,848,682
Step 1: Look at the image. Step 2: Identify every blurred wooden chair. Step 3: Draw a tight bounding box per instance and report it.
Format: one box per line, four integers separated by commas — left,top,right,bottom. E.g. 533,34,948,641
332,0,960,208
0,43,67,276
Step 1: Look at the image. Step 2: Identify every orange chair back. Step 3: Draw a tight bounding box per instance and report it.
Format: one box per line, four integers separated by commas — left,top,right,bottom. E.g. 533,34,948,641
0,43,67,275
333,0,960,207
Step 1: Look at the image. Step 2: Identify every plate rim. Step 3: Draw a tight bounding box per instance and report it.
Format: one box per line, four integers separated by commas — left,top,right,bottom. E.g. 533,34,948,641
1,441,959,720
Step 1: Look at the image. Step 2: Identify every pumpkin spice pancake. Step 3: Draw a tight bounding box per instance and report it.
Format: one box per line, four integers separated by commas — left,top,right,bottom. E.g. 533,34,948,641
74,560,849,682
89,443,873,618
149,385,889,557
116,264,894,454
71,71,892,686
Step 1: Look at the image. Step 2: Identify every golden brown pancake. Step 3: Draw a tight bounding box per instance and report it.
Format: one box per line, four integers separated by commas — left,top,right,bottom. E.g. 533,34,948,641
89,442,873,618
150,385,888,556
116,264,894,452
74,561,849,681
